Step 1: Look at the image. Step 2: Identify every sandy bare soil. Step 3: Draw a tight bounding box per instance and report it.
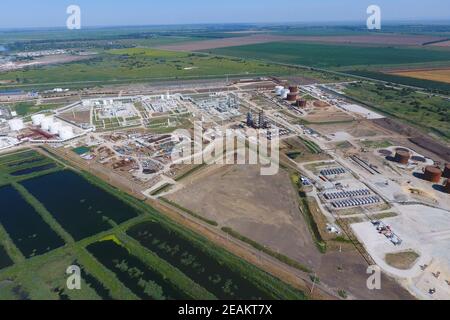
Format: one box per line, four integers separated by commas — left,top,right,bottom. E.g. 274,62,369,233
0,54,93,72
304,106,355,123
167,164,413,299
389,68,450,84
157,34,446,51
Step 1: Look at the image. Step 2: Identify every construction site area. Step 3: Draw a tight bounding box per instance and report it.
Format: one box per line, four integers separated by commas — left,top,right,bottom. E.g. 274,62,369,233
0,76,449,300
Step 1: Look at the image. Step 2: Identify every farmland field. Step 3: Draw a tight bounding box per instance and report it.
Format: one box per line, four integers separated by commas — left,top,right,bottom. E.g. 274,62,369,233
208,42,450,69
389,68,450,84
0,149,306,300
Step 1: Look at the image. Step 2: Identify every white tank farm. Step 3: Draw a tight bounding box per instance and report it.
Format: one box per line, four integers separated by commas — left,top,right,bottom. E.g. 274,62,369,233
40,117,54,131
49,122,62,134
58,126,74,140
8,119,25,131
31,114,45,126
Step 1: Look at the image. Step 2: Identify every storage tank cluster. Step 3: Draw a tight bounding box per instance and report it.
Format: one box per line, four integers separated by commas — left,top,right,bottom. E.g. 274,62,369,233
274,86,290,99
32,115,74,140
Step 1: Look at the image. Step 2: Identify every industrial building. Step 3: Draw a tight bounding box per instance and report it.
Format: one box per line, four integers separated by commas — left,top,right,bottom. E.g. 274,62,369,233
331,196,381,208
320,167,346,176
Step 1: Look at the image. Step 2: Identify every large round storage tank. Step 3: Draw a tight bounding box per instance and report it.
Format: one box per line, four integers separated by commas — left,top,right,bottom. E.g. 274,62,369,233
424,166,442,183
49,122,62,135
275,86,284,95
8,119,24,131
443,163,450,179
287,92,297,102
40,117,54,131
288,85,298,93
59,126,74,140
394,150,411,165
281,89,290,99
32,114,45,126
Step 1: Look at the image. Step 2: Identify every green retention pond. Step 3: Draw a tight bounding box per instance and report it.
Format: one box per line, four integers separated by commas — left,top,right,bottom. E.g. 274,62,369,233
10,163,57,176
0,185,65,258
0,245,14,270
87,240,188,300
20,170,139,240
128,221,290,300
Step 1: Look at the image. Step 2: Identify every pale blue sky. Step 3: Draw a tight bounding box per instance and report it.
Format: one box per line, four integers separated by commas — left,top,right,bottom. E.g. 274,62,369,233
0,0,449,28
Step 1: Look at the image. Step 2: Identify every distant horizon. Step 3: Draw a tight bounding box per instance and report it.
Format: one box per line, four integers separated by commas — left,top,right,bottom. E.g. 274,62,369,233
1,19,450,32
1,0,449,29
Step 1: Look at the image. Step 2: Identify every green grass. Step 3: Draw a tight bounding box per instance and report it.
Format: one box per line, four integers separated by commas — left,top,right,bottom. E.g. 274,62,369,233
346,70,450,94
221,227,311,274
208,42,450,69
5,101,63,117
0,48,302,89
360,139,393,149
343,82,450,140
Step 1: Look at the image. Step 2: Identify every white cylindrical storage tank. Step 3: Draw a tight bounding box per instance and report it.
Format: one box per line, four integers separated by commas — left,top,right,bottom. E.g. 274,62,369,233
8,119,25,131
58,126,74,140
32,114,45,126
281,89,290,99
275,86,284,95
49,122,62,134
40,117,54,131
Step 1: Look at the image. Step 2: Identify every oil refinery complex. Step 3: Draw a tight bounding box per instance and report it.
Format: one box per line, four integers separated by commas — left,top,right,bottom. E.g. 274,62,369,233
1,77,449,300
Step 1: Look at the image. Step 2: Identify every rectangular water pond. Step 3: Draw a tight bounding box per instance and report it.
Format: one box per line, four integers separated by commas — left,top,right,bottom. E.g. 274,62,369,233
10,163,57,176
0,244,14,270
21,170,138,240
127,221,272,300
7,157,45,168
87,240,188,300
0,185,65,258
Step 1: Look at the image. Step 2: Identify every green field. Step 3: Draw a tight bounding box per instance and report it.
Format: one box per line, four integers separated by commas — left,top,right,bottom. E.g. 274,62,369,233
0,48,305,89
208,42,450,69
343,82,450,140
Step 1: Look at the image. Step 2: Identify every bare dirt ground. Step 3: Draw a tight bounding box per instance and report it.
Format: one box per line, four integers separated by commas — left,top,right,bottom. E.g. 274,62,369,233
167,164,413,299
157,34,445,51
304,106,355,123
310,119,392,139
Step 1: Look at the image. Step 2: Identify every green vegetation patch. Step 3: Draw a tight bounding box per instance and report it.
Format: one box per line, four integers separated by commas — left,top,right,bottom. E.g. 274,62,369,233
345,70,450,95
209,42,450,69
0,48,302,88
343,82,450,140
